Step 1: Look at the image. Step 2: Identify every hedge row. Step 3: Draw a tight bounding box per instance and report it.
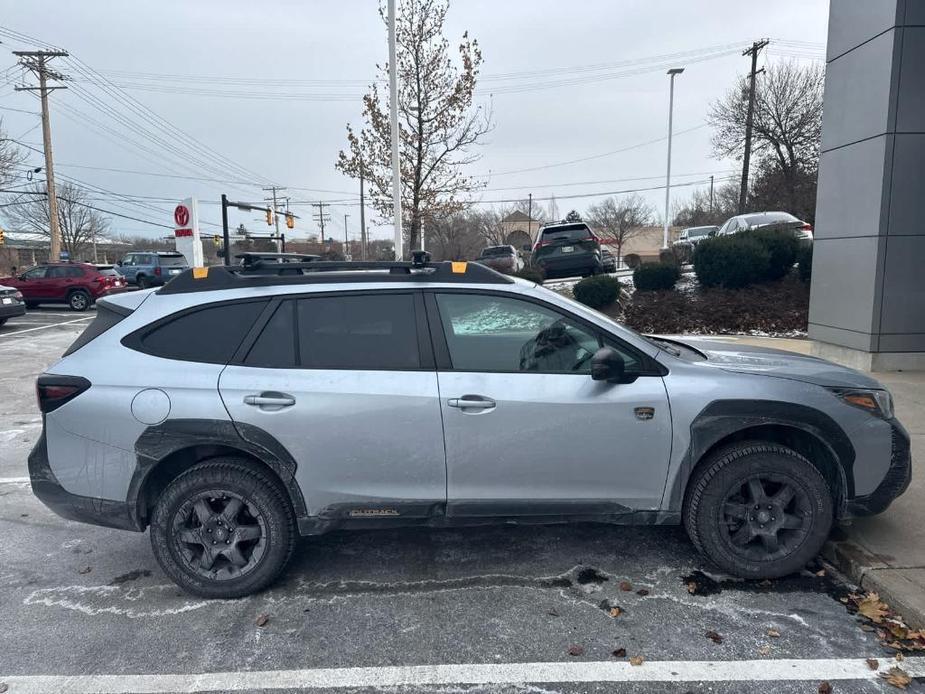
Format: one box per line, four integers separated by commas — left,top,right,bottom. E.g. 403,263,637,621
693,230,800,289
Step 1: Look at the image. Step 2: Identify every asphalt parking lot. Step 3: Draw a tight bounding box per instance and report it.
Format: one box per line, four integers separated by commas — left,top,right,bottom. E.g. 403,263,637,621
0,320,922,693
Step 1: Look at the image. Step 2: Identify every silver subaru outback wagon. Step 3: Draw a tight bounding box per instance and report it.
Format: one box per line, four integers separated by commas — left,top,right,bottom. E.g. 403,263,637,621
29,254,911,598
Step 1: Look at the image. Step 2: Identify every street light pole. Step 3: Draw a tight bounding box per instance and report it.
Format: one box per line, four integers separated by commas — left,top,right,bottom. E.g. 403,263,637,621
663,67,684,250
387,0,403,260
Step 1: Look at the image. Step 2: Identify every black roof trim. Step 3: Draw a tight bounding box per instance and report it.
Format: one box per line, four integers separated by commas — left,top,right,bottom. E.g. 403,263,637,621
157,260,513,295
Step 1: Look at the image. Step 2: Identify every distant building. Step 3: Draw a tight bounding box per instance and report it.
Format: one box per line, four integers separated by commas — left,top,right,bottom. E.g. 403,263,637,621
500,210,542,249
598,225,682,264
0,230,130,272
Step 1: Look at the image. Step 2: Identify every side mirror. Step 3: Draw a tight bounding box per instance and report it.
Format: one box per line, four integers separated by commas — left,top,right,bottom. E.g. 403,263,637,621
522,244,532,252
590,346,626,383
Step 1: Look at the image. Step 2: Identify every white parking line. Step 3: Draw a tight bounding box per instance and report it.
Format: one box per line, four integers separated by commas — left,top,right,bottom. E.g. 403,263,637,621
2,657,922,693
0,477,30,484
0,316,93,337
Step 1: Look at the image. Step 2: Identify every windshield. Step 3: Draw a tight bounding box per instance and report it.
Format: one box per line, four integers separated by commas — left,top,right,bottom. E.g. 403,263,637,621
480,246,512,257
687,227,715,238
743,212,798,225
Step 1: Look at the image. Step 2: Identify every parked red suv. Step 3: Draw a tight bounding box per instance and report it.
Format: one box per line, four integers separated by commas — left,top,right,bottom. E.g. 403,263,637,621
1,263,127,311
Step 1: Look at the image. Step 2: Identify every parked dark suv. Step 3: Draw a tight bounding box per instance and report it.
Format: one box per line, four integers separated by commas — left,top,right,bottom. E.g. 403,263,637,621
117,251,189,288
2,262,127,311
532,222,602,279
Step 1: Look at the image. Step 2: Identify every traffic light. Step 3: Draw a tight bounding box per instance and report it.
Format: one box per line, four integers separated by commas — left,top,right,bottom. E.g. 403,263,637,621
265,208,273,226
0,227,4,245
285,212,294,229
212,234,220,244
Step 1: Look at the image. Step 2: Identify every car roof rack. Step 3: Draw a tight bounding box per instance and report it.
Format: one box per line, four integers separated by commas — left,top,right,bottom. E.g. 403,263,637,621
236,252,322,266
158,252,513,294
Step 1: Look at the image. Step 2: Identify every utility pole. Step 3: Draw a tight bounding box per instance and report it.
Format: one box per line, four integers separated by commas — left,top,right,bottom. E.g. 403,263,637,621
263,186,286,252
311,202,330,244
343,214,350,258
739,39,769,214
527,193,533,243
709,175,715,215
359,163,368,260
387,0,403,260
14,50,68,263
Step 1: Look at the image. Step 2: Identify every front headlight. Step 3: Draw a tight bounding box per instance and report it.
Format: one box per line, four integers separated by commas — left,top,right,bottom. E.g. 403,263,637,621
830,388,893,419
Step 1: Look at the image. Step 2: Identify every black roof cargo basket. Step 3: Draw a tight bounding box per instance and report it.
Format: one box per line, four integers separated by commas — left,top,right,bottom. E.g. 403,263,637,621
158,253,513,294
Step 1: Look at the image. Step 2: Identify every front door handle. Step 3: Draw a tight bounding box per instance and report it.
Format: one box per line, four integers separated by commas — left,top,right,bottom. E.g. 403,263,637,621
244,392,296,409
448,395,496,410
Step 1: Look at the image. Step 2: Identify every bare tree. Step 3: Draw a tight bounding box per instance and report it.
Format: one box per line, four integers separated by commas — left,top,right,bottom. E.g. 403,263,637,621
4,181,109,260
0,120,24,187
672,184,737,227
709,61,823,212
426,210,487,260
336,0,492,252
586,195,654,261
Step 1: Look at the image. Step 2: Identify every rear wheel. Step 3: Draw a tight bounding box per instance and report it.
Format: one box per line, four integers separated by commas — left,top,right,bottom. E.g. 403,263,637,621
67,290,91,312
150,458,296,598
0,318,6,327
136,275,150,290
684,441,833,579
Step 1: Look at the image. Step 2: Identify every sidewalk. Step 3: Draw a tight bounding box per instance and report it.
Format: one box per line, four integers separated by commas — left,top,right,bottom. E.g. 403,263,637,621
712,335,925,627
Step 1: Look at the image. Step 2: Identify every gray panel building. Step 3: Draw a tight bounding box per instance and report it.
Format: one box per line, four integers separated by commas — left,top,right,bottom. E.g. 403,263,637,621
810,0,925,371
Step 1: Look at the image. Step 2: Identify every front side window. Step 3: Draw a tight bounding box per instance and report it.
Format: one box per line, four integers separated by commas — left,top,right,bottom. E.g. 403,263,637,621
22,266,48,279
130,300,268,363
435,293,602,373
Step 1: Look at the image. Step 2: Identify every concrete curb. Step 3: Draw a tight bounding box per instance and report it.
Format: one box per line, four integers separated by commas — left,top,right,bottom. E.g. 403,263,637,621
823,538,925,630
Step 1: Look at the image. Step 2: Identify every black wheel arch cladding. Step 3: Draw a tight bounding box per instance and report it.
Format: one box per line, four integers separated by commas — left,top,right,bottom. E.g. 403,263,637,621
668,399,855,515
130,419,307,528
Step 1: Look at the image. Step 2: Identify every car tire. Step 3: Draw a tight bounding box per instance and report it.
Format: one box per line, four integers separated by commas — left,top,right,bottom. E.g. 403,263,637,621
0,318,6,327
136,275,149,290
67,290,91,312
150,457,296,599
683,441,833,579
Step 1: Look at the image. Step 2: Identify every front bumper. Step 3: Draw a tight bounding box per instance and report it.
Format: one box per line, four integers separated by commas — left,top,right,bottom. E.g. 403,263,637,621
28,432,143,532
848,418,912,516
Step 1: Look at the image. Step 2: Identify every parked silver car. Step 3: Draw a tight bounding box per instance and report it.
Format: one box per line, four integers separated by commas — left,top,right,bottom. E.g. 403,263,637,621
672,225,719,262
716,211,813,245
30,254,909,597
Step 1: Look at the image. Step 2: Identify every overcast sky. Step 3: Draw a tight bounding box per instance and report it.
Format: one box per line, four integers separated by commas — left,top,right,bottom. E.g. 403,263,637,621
0,0,828,242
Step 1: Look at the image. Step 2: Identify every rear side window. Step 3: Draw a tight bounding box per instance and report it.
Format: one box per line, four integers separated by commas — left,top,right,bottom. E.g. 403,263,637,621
298,294,419,370
128,300,268,364
63,304,130,356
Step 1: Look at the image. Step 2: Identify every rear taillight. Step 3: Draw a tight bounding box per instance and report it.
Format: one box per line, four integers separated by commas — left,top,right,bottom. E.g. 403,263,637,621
154,266,162,276
36,375,91,413
801,222,813,234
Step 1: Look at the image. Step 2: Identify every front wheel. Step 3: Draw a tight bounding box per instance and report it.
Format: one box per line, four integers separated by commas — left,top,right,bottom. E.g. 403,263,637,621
150,458,296,598
684,441,833,579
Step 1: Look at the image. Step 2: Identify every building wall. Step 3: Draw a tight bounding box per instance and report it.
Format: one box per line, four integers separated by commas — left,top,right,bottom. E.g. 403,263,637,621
809,0,925,367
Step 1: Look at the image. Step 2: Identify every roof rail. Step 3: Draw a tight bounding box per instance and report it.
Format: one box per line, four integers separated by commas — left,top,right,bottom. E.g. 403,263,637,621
236,252,321,265
158,258,513,294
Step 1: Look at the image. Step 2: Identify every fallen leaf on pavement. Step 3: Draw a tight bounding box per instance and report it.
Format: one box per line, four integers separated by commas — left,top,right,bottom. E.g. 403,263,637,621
567,645,584,657
704,630,723,644
612,647,626,658
856,593,889,623
619,581,633,592
767,629,781,638
255,614,270,627
636,588,650,596
879,666,912,689
608,606,622,618
686,581,697,594
817,681,832,694
77,566,91,575
757,645,771,657
629,656,644,666
546,609,559,617
895,653,904,662
815,569,826,577
867,658,880,670
0,682,8,693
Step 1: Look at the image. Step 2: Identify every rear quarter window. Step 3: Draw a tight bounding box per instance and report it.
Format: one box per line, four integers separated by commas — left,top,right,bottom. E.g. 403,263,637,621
124,300,268,364
158,255,188,267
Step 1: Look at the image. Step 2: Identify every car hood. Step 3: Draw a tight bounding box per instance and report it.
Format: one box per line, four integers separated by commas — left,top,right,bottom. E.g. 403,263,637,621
657,336,884,389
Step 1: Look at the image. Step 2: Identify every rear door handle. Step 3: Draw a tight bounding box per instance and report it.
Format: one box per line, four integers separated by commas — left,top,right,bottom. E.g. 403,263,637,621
448,396,496,410
244,392,296,409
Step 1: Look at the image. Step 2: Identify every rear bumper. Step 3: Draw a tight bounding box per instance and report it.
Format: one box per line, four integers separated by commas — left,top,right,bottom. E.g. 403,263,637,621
0,302,26,318
847,418,912,516
28,431,143,532
536,255,601,277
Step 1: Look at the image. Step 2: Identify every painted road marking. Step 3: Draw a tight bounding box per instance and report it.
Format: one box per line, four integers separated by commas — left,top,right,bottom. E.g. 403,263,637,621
2,657,923,693
0,477,30,484
0,316,93,337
